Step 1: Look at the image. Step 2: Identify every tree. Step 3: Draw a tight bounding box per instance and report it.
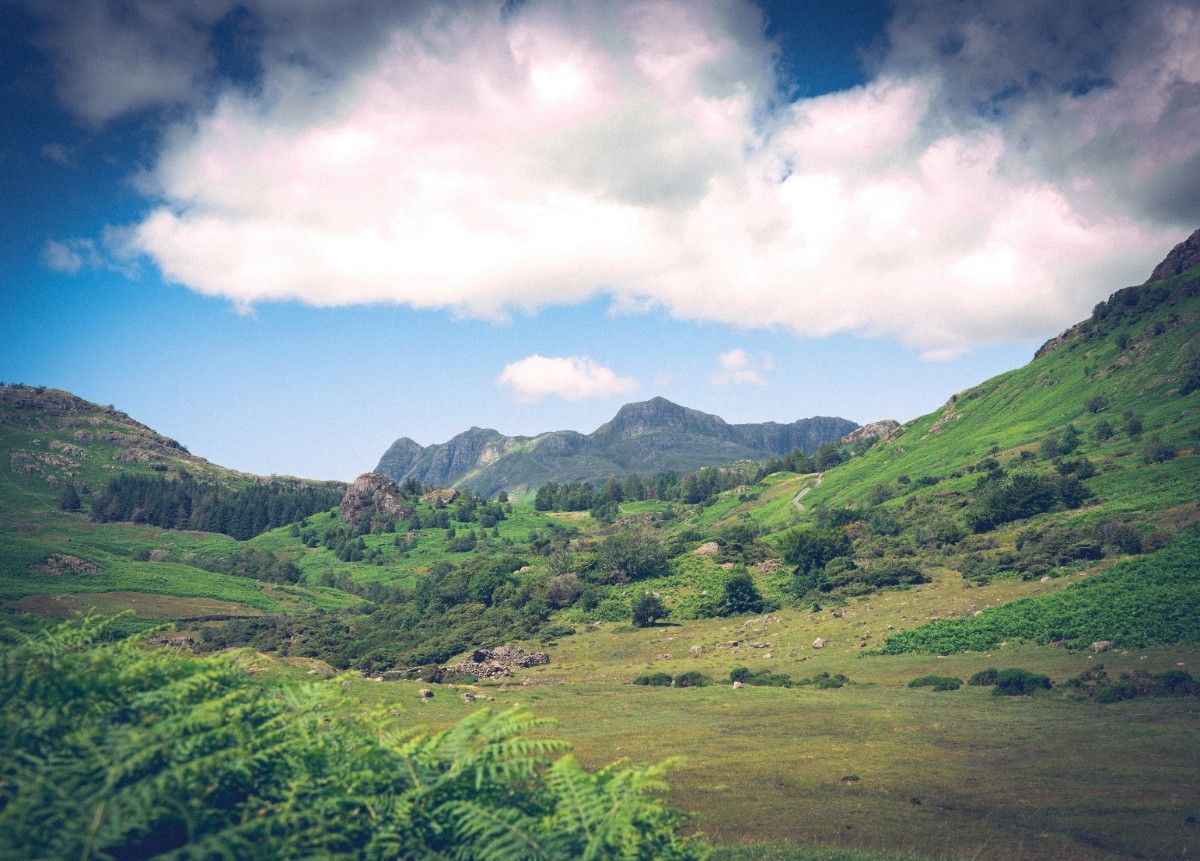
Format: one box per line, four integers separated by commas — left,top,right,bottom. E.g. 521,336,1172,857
722,571,763,615
631,591,667,627
57,483,81,511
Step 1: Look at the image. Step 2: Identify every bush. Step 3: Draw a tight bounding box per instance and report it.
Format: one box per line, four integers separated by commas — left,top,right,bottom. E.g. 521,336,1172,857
992,668,1052,696
908,675,962,691
968,668,999,686
729,667,793,687
631,592,668,628
633,672,673,686
1093,419,1114,441
721,572,764,615
1085,395,1107,413
795,672,849,689
1142,437,1177,463
673,671,710,688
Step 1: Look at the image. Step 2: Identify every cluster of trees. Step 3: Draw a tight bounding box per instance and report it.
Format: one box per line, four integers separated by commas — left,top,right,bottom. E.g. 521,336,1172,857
90,474,342,540
964,470,1089,532
534,465,755,513
196,546,303,584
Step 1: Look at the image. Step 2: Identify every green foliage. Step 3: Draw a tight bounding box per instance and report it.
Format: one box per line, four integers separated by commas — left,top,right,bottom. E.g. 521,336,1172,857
673,671,710,688
1141,436,1178,463
965,471,1089,532
729,667,793,688
1066,665,1200,702
777,526,851,594
594,527,669,583
876,532,1200,654
967,668,999,686
91,473,342,540
797,672,849,689
721,572,764,615
56,482,81,511
992,668,1052,696
633,672,674,686
907,675,962,691
0,617,706,860
631,591,668,628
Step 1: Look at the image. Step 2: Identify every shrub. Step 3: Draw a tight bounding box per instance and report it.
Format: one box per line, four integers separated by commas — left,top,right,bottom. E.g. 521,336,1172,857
631,592,667,628
633,672,673,687
795,672,849,689
908,675,962,691
729,667,793,687
968,668,999,686
673,671,710,688
1142,437,1177,463
1093,419,1114,441
721,571,764,615
992,668,1052,696
1085,395,1107,413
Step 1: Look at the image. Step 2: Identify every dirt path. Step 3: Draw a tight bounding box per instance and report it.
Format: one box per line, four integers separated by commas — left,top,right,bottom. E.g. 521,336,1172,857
790,473,822,512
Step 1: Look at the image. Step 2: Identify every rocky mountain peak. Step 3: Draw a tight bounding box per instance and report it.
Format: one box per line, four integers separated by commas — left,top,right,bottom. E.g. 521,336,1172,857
1148,227,1200,283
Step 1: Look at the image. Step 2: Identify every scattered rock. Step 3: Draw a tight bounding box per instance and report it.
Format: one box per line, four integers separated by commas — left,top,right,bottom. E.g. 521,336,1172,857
421,488,459,505
448,644,551,679
812,638,827,649
692,541,719,557
461,692,476,703
764,652,773,659
831,609,844,619
657,653,672,661
148,549,169,562
1039,575,1051,583
689,645,704,658
35,554,99,575
1092,640,1113,653
841,775,861,784
756,559,782,574
749,642,770,649
419,689,433,699
732,680,744,689
720,562,736,570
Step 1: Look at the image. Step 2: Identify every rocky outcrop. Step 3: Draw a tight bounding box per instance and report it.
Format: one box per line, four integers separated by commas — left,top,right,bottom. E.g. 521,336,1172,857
339,473,411,530
36,554,99,575
448,645,550,679
840,420,900,447
1149,227,1200,283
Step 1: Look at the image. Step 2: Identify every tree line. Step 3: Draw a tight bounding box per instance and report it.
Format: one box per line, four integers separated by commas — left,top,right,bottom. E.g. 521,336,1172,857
90,474,343,540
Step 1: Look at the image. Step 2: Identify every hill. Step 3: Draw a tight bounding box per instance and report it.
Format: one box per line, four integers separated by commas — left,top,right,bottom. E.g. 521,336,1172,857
376,396,857,497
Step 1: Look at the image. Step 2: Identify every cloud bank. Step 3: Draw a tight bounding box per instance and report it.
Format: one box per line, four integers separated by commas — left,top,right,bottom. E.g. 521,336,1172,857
33,0,1200,357
497,355,638,403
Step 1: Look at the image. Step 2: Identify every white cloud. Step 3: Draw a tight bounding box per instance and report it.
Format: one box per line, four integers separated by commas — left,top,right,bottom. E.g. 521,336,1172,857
42,238,99,273
710,348,770,387
497,355,639,403
42,0,1197,357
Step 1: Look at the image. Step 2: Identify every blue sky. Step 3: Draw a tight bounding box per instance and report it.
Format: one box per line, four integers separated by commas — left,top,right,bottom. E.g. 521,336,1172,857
2,0,1196,480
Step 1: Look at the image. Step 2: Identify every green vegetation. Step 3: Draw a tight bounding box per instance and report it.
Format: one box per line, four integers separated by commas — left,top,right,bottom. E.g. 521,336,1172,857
876,532,1200,654
906,675,962,691
0,617,704,860
992,668,1053,696
1065,665,1200,702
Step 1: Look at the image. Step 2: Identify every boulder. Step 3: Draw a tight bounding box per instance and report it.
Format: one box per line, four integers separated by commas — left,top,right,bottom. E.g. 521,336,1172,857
36,554,99,576
732,681,744,689
689,645,704,658
692,541,719,557
419,689,433,699
812,638,827,649
1092,640,1113,653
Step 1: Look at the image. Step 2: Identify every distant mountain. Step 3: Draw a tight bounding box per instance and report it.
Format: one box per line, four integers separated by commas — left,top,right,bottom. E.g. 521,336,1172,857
375,397,857,497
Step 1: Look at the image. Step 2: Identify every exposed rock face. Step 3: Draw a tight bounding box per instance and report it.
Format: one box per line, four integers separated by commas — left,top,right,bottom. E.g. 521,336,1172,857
339,473,410,530
1149,227,1200,282
692,541,719,557
375,396,857,497
449,645,550,679
840,420,901,447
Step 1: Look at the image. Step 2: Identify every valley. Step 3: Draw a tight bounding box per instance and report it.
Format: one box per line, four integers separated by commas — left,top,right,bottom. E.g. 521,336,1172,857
2,232,1199,859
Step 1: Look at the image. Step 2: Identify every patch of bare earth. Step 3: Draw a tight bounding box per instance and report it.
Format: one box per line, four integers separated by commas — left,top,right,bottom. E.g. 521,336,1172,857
8,591,263,620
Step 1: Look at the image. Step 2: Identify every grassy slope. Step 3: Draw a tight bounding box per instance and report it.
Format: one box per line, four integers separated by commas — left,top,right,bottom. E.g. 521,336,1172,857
0,385,357,616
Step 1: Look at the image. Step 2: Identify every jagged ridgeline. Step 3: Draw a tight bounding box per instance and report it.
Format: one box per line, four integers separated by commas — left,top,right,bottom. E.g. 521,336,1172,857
376,396,858,497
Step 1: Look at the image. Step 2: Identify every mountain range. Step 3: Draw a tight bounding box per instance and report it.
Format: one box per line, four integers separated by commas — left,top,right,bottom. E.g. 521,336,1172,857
375,398,858,496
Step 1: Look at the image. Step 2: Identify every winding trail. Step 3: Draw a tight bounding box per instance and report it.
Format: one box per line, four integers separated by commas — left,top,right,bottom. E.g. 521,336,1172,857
790,473,823,512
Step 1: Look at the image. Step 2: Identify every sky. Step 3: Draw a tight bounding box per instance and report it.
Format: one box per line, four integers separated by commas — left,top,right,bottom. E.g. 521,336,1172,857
1,0,1197,481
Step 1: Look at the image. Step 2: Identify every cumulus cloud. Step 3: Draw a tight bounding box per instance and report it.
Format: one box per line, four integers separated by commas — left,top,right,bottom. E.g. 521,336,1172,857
497,355,638,403
34,0,1199,356
710,348,771,387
